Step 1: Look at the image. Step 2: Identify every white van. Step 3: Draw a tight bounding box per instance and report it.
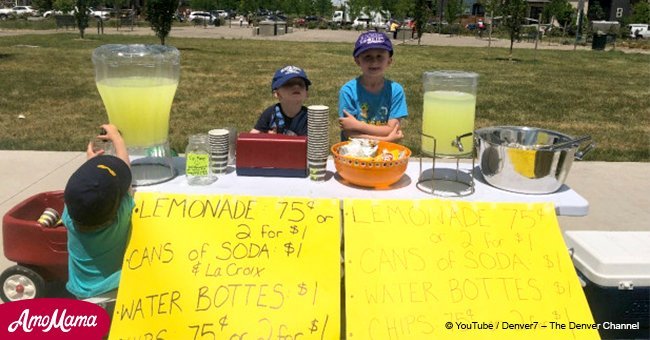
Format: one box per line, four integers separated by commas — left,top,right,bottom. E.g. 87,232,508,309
629,24,650,39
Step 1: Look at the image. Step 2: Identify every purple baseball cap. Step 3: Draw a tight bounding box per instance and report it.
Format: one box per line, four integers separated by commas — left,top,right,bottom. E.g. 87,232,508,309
353,31,393,57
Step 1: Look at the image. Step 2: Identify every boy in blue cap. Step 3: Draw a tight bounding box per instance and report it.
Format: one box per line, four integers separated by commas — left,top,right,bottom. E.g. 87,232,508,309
62,124,133,299
251,65,312,136
338,31,408,141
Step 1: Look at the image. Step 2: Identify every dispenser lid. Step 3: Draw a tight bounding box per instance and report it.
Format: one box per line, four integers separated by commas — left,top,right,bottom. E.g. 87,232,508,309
424,70,479,79
92,44,180,66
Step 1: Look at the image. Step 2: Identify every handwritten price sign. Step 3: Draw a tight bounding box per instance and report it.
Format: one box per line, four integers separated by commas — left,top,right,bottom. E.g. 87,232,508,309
109,193,341,339
343,199,598,339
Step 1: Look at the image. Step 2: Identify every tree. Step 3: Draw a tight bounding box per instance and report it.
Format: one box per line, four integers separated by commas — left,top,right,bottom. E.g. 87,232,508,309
413,0,427,44
381,0,398,16
587,0,605,21
314,0,332,18
630,1,650,24
191,0,218,11
445,0,463,34
483,0,501,17
543,0,573,27
147,0,178,45
109,0,126,15
500,0,527,58
54,0,75,12
347,0,365,21
393,0,414,19
32,0,53,11
74,0,90,39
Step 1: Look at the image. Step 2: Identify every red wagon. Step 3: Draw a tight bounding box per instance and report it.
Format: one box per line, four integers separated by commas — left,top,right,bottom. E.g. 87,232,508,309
1,191,68,302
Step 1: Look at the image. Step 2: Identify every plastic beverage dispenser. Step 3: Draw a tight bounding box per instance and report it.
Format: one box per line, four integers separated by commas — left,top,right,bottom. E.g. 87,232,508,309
421,71,478,157
92,44,180,186
417,71,478,196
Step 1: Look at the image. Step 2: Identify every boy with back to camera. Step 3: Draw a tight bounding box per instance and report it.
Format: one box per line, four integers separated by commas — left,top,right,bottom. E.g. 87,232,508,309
338,31,408,142
62,123,134,299
250,65,312,136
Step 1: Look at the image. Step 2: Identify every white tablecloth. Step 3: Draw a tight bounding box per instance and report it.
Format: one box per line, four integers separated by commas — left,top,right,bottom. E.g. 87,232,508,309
135,158,588,217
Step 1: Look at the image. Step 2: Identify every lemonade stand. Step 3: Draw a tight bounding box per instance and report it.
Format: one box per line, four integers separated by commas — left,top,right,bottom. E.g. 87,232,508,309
92,44,180,186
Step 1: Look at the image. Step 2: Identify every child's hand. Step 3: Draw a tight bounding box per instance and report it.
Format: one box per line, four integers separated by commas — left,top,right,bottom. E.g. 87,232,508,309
92,123,131,167
386,122,404,141
98,124,122,143
86,140,104,159
339,110,360,132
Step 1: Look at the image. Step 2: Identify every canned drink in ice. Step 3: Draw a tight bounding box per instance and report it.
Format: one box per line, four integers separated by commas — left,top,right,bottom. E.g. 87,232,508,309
37,208,60,228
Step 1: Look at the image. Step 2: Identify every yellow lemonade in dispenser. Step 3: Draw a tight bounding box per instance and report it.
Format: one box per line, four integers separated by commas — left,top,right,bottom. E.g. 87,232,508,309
422,90,476,156
96,76,178,147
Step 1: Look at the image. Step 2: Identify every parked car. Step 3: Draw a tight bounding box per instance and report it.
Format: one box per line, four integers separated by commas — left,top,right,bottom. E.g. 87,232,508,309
188,11,215,24
12,6,37,16
88,7,111,20
266,14,287,22
211,9,228,18
0,8,13,20
42,10,63,18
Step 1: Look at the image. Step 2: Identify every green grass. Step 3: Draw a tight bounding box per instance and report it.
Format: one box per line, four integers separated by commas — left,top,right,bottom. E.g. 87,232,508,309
0,33,648,161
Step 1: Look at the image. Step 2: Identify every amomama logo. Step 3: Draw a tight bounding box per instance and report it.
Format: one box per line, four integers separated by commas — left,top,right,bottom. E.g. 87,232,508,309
0,298,110,339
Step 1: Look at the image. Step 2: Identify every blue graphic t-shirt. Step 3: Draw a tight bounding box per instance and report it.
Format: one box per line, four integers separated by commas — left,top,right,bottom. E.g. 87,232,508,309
338,77,408,127
253,104,308,136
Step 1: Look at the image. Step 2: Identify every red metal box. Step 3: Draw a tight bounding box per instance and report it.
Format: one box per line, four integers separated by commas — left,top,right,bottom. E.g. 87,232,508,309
235,133,308,177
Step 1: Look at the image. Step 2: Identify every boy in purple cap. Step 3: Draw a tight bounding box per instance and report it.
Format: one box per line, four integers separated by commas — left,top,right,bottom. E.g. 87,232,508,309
338,31,408,141
62,123,133,298
251,65,311,136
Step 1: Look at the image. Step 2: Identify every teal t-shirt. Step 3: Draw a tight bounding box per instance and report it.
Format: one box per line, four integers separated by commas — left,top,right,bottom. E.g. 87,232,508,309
338,77,408,126
63,194,135,298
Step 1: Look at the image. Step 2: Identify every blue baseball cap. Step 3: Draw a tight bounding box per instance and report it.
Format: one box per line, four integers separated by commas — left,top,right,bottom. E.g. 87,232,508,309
353,31,393,57
64,155,131,229
271,65,311,91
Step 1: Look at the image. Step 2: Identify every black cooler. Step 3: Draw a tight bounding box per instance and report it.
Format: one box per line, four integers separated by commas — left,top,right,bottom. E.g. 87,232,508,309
565,231,649,340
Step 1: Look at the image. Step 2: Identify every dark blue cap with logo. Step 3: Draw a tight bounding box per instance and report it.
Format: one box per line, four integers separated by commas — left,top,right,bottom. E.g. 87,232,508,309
353,31,394,57
64,155,131,229
271,65,311,91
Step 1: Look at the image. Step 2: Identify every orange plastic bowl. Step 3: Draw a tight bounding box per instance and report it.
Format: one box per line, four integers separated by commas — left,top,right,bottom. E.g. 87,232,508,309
332,141,411,188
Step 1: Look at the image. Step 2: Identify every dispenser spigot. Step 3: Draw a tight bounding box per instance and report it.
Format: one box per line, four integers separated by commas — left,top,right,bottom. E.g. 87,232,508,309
451,132,473,153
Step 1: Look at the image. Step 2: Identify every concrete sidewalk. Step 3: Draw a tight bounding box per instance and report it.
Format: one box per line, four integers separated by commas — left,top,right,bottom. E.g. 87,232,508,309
1,150,649,280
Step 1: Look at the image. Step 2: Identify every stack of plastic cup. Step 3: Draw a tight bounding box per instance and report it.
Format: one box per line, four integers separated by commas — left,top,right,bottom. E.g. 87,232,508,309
307,105,330,181
208,129,230,174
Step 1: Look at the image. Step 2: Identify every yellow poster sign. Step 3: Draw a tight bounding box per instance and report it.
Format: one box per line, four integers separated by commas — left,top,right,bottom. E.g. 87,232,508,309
344,199,598,340
109,193,341,339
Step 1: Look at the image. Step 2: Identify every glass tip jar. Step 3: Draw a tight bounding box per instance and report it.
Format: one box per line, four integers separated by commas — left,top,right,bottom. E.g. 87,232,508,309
185,133,213,185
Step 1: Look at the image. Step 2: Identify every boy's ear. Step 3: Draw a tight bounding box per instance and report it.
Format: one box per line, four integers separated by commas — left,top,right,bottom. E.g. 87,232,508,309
354,57,361,66
272,90,279,99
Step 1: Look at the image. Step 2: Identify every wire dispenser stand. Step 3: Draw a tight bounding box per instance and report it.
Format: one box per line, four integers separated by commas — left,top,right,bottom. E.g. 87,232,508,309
416,132,475,197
